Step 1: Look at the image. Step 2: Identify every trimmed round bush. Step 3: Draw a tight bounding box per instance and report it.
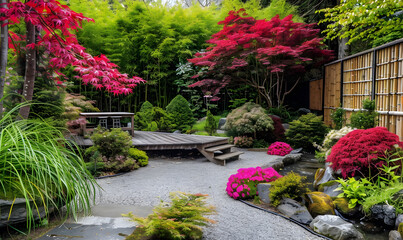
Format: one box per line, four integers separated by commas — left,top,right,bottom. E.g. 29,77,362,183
225,102,274,140
326,127,403,178
226,167,282,200
128,148,149,167
269,172,309,207
285,113,329,151
166,95,194,131
234,136,253,148
267,142,293,156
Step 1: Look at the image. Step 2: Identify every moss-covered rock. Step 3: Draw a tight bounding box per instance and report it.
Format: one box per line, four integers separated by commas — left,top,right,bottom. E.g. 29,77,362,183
306,192,335,218
318,180,342,197
333,197,361,218
398,222,403,239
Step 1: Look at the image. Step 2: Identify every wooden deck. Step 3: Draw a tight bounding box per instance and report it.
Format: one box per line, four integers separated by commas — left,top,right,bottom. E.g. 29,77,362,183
69,131,228,150
69,131,243,165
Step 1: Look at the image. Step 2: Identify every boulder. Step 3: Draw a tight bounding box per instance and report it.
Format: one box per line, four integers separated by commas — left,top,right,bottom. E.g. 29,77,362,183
218,118,226,130
313,167,335,189
333,197,361,219
306,192,335,218
396,214,403,229
282,123,290,130
371,204,396,228
290,148,303,154
389,230,403,240
310,215,364,240
277,198,313,224
298,108,311,114
257,183,272,204
318,180,342,197
173,130,181,134
282,153,302,165
0,198,49,227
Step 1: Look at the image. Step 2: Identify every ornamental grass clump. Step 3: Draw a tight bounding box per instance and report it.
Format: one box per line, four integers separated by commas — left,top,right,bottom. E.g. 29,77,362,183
267,142,293,156
327,127,403,178
226,167,282,200
0,104,97,231
123,192,215,240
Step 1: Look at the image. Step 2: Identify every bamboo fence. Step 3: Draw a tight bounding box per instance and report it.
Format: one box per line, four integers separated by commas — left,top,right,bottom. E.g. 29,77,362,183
323,38,403,139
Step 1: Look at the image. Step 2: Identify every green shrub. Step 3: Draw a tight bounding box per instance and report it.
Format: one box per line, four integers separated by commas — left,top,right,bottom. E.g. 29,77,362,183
225,102,274,140
204,110,217,136
285,113,329,151
234,136,254,148
134,104,176,132
166,95,195,132
350,98,378,129
128,148,149,167
91,127,132,157
269,172,309,207
103,155,139,172
330,107,346,130
123,192,215,240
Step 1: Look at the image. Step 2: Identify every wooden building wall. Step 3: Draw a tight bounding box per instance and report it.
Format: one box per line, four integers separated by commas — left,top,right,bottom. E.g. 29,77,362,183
323,39,403,139
309,79,323,111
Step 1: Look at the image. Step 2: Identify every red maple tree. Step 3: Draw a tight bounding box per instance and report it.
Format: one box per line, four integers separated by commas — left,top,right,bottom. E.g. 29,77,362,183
188,9,333,108
0,0,144,117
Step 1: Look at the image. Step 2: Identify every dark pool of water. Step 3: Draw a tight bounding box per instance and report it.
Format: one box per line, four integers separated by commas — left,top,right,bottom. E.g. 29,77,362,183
278,153,389,240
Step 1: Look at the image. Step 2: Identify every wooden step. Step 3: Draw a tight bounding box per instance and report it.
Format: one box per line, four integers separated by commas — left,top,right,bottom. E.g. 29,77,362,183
205,144,235,152
214,151,243,161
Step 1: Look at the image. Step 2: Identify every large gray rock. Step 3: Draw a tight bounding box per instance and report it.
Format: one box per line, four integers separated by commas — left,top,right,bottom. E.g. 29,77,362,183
257,183,272,203
282,153,302,165
310,215,364,240
313,167,335,189
389,230,403,240
371,204,396,227
396,214,403,228
0,198,49,227
277,198,313,224
218,118,226,130
318,181,342,197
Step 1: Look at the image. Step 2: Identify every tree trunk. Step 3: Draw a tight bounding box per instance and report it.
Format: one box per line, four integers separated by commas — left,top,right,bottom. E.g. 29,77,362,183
18,21,36,119
0,0,8,117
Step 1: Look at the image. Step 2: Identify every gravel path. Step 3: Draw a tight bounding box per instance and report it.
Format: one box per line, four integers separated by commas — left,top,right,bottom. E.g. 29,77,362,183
95,150,322,240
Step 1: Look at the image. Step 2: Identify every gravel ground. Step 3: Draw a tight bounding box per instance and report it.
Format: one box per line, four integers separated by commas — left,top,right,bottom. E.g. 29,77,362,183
95,150,322,240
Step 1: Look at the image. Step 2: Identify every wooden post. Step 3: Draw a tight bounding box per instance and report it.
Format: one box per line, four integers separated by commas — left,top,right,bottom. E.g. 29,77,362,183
131,115,134,137
82,116,87,136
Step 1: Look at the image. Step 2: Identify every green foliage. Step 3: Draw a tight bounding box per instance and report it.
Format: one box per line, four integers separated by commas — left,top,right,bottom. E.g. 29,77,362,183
123,192,215,240
91,127,132,158
225,102,274,140
285,113,329,151
350,99,378,129
268,106,297,123
204,110,217,136
253,139,268,148
166,95,195,132
128,148,149,167
134,104,176,132
269,172,309,207
330,107,346,130
361,183,403,214
318,0,403,47
335,177,372,209
0,104,97,231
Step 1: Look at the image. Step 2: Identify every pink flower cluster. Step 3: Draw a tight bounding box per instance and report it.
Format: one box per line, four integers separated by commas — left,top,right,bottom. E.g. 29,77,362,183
267,142,293,156
226,167,282,200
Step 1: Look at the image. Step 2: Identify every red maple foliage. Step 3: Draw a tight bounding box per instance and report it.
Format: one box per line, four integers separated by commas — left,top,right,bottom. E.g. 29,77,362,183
1,0,144,95
326,127,403,179
188,9,333,108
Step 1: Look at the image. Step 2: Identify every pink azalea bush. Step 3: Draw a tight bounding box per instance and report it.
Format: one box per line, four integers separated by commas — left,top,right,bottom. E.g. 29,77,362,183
226,167,282,200
267,142,293,156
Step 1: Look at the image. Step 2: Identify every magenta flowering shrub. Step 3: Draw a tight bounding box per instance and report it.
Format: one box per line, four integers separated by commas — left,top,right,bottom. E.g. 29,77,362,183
226,167,282,200
267,142,293,156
